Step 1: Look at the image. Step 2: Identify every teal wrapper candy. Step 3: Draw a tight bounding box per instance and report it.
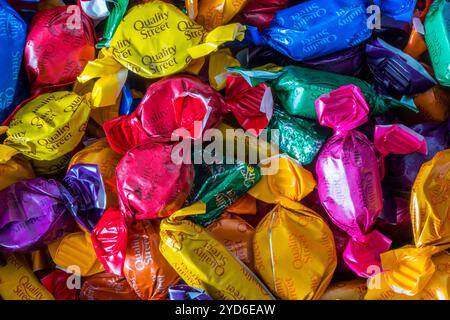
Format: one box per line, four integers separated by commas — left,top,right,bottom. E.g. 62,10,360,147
424,0,450,87
228,66,418,121
267,108,330,165
190,163,261,226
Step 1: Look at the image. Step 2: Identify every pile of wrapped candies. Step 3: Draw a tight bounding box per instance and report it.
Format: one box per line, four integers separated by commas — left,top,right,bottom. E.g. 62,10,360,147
0,0,449,301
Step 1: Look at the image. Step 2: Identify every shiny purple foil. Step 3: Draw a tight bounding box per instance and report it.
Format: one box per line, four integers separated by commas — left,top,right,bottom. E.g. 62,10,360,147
366,38,437,96
168,285,212,300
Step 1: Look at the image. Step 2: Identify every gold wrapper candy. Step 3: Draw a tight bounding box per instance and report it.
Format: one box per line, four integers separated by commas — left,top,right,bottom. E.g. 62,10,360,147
160,203,275,300
196,0,248,31
320,279,368,300
206,213,255,268
0,145,35,191
48,231,105,277
79,1,245,92
366,150,450,299
0,254,54,300
249,156,337,300
69,138,122,209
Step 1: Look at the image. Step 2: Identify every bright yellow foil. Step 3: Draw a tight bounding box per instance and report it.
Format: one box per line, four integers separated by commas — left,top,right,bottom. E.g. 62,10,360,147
48,232,105,277
159,203,275,300
0,254,54,300
69,138,122,209
197,0,248,31
0,145,35,191
249,156,337,300
209,48,240,91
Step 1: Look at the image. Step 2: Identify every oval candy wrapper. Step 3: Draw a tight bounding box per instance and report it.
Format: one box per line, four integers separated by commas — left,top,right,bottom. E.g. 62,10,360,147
116,142,195,220
24,5,96,95
0,253,55,300
80,272,141,300
159,202,275,300
91,208,128,276
315,85,428,277
248,155,337,300
244,0,371,61
424,0,450,86
123,220,179,300
366,38,437,96
0,0,27,124
0,164,105,252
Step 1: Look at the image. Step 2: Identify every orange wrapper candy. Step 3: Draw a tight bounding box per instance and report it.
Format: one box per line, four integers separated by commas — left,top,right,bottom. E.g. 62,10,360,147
80,272,141,300
123,221,179,300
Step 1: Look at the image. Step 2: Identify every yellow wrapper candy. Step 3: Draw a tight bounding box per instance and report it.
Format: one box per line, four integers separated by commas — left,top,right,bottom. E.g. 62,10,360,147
197,0,248,31
249,156,337,300
69,138,122,209
320,279,368,300
0,254,54,300
79,0,245,91
160,203,275,300
48,232,105,277
0,145,35,191
366,150,450,299
209,48,240,91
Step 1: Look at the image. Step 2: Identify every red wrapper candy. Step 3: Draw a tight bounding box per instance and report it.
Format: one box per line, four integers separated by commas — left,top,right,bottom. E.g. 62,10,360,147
116,142,195,220
91,208,128,276
238,0,290,30
41,269,80,300
24,5,96,95
104,75,273,154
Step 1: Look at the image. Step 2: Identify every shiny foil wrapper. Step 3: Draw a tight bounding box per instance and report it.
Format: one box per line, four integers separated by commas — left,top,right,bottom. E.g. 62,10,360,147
116,142,195,220
168,284,212,300
80,272,141,300
238,0,289,31
24,6,96,95
123,220,179,300
41,269,79,300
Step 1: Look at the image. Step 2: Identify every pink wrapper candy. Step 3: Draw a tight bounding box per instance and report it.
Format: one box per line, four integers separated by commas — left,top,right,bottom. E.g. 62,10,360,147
315,85,427,277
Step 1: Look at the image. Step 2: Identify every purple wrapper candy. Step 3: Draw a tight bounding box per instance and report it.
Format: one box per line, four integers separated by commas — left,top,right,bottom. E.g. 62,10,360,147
366,38,437,96
0,164,106,252
168,285,212,300
384,121,449,196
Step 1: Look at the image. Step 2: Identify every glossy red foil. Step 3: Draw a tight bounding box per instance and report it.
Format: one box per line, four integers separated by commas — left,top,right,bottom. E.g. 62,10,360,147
24,5,96,95
116,142,195,220
41,269,79,300
239,0,290,30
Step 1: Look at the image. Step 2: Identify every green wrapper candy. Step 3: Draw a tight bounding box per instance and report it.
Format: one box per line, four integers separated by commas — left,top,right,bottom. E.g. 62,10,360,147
228,66,418,120
267,108,330,165
96,0,129,48
425,0,450,87
190,163,261,226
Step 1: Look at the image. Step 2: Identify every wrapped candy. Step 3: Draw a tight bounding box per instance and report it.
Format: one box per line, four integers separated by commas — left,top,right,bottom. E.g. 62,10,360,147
169,285,212,300
159,203,275,300
229,66,418,121
244,0,371,61
406,85,450,123
0,254,54,300
116,142,194,220
189,162,261,226
374,0,417,23
24,5,96,95
80,272,140,300
41,269,80,300
266,108,330,165
366,38,437,96
315,85,427,277
104,75,273,155
366,150,450,299
196,0,248,31
238,0,289,31
0,164,105,252
123,220,179,299
92,0,129,48
248,156,337,300
80,1,246,83
91,208,128,276
0,0,27,123
403,17,427,59
0,145,35,191
69,138,122,209
424,0,450,86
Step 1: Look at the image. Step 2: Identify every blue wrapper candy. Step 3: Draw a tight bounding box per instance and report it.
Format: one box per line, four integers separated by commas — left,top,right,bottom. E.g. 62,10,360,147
245,0,372,61
0,0,27,123
374,0,417,23
168,285,213,300
63,164,107,232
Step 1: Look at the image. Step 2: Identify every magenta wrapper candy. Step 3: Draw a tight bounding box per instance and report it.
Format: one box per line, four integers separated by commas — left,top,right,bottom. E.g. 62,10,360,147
315,85,427,277
116,142,195,220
